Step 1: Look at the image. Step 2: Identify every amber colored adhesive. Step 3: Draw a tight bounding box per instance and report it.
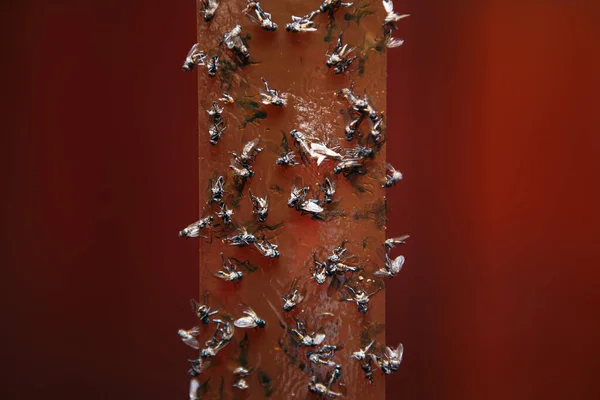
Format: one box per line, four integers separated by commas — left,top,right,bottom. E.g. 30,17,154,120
196,1,387,398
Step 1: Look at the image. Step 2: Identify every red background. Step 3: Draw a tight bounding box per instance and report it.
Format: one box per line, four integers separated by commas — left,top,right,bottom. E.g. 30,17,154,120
2,0,599,399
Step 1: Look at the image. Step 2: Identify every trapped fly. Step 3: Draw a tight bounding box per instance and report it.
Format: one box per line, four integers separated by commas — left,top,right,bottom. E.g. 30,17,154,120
208,176,225,204
319,0,353,14
308,376,342,398
214,253,243,282
201,319,234,358
200,0,219,22
343,286,380,314
286,11,319,32
333,157,366,176
308,344,339,366
231,138,263,167
374,254,405,278
234,307,266,328
325,32,357,74
288,185,310,209
371,343,403,374
276,151,298,167
312,254,328,284
243,2,277,31
207,102,223,123
179,215,213,239
320,177,336,203
248,189,268,222
383,163,403,187
385,234,410,248
339,84,378,121
216,202,233,226
289,129,314,161
187,358,210,377
190,294,219,324
310,142,343,166
260,77,287,106
182,43,206,72
254,239,280,258
221,25,250,60
209,121,226,145
206,55,219,77
223,227,257,246
229,158,254,178
178,327,201,349
289,319,326,347
282,278,305,311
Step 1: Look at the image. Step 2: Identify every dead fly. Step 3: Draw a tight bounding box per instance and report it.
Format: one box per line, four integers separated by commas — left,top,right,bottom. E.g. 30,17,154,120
178,327,201,350
326,364,342,386
333,157,366,176
310,142,343,166
187,358,210,377
282,278,305,311
209,120,226,145
299,199,324,218
288,185,310,209
254,239,280,258
344,114,363,141
179,216,213,239
215,253,243,282
347,144,374,159
382,0,409,48
342,286,380,314
371,343,403,375
208,176,225,204
207,102,223,123
351,341,375,381
308,376,342,398
383,163,403,187
248,189,268,222
327,240,348,264
229,158,255,178
339,85,378,122
370,114,384,142
182,43,206,72
319,0,353,14
231,138,263,167
312,255,329,284
234,307,266,329
232,366,251,390
206,55,219,77
233,378,249,390
260,77,287,107
308,345,339,366
375,254,405,279
320,178,336,203
201,319,235,358
286,10,319,32
221,24,250,60
190,295,219,324
223,228,257,246
276,151,298,167
289,129,314,161
199,0,219,22
384,234,410,249
219,93,234,104
289,319,326,347
216,202,234,226
243,2,277,31
326,32,357,74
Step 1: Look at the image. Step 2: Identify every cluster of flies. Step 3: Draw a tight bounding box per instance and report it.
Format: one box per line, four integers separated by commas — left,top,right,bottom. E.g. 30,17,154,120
179,0,410,397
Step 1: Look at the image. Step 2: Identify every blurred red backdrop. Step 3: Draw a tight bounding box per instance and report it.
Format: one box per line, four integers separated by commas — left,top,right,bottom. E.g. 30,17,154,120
1,0,599,399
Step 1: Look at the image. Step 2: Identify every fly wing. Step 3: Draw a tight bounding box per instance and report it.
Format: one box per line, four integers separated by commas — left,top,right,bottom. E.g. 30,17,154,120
183,337,200,350
243,138,259,155
382,0,394,14
313,333,326,346
373,268,391,278
187,43,199,58
189,378,200,400
397,343,404,363
302,202,324,214
234,316,256,328
391,255,405,274
387,38,405,48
